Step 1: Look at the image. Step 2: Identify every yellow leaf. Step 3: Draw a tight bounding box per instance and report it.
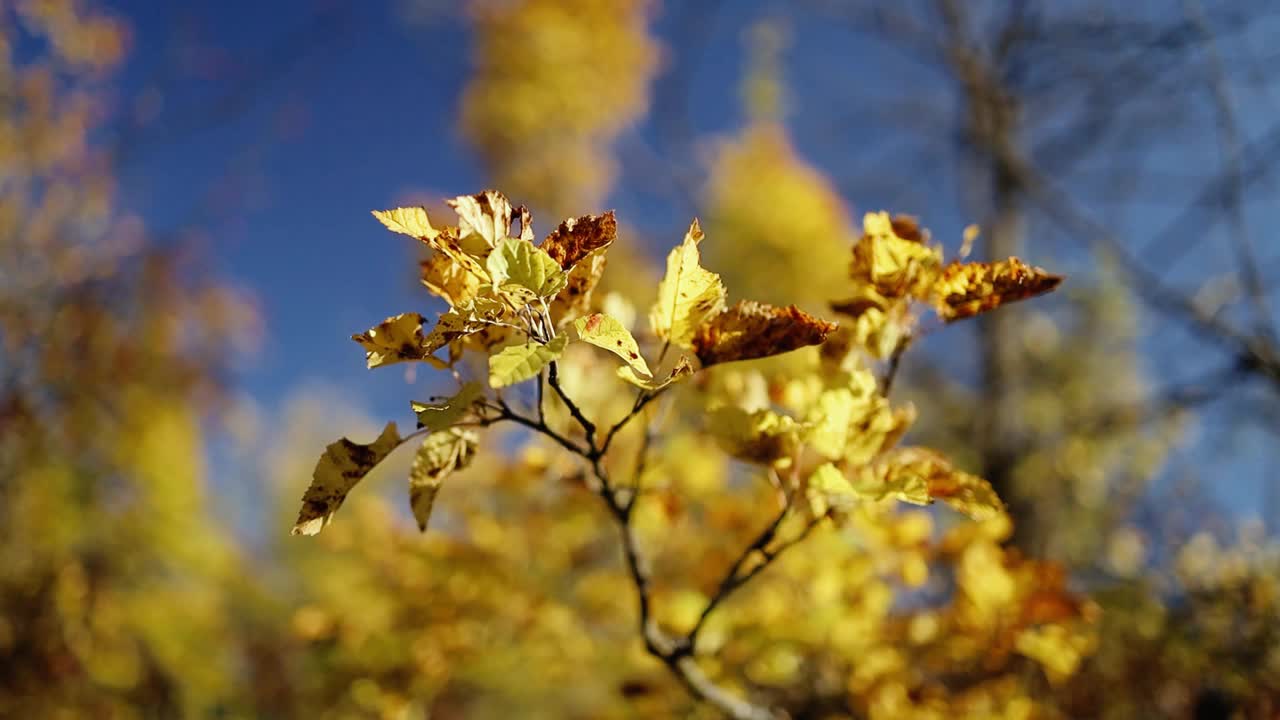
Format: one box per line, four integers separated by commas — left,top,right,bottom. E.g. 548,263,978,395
488,334,569,388
351,313,430,369
486,237,567,299
420,252,481,307
707,406,800,466
292,422,403,536
649,219,726,348
692,300,837,367
931,257,1063,321
422,297,509,358
448,190,513,249
410,382,484,432
850,211,941,300
857,448,1005,520
1015,624,1096,685
805,462,855,518
372,207,439,240
572,312,650,377
804,385,865,460
539,211,616,269
408,429,479,532
617,354,694,390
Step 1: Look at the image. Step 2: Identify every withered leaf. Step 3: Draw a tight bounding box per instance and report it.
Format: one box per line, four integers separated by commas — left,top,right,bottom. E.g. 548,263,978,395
692,300,838,367
931,257,1063,321
549,246,607,325
540,211,617,270
293,422,403,536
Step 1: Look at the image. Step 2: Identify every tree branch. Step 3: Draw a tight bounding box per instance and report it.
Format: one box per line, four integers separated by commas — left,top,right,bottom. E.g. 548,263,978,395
488,392,783,720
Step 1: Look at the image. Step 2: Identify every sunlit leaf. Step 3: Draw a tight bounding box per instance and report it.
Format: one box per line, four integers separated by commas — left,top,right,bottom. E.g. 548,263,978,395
931,257,1063,321
421,252,482,307
488,334,569,387
803,386,862,460
487,237,568,300
408,429,479,532
410,382,485,432
650,219,725,347
572,312,650,377
857,449,1005,520
617,355,694,390
352,313,432,369
292,422,403,536
693,300,837,366
805,462,855,518
540,211,617,269
423,297,510,358
850,211,942,300
449,190,513,249
372,207,439,240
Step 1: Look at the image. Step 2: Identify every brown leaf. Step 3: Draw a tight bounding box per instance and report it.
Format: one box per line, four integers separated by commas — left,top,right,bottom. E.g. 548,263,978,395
932,257,1063,321
540,211,617,269
692,300,838,367
549,247,608,325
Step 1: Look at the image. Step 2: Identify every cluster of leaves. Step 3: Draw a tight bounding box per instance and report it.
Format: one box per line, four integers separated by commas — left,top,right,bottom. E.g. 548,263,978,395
292,189,1090,718
831,212,1061,360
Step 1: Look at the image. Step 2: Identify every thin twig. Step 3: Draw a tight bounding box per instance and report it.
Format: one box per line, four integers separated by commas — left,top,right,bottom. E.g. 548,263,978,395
547,361,597,447
687,504,824,651
880,334,913,396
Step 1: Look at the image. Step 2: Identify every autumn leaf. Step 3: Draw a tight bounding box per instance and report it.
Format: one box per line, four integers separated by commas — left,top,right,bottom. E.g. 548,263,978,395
857,448,1005,520
617,354,694,390
803,385,864,460
549,246,608,325
489,334,569,387
408,429,479,532
692,300,837,367
650,219,726,348
420,252,482,307
422,297,509,358
540,211,617,269
449,190,513,249
372,207,439,240
352,313,434,369
850,211,942,300
486,237,567,299
572,312,650,377
931,257,1063,321
293,422,403,536
374,205,490,281
805,462,856,518
707,406,801,466
410,382,484,432
829,288,905,360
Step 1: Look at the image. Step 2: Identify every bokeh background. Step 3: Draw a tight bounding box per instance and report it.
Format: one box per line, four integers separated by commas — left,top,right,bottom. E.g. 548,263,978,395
3,1,1279,718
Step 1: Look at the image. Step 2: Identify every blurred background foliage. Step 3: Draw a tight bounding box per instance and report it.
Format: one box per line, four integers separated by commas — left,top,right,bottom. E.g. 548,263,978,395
2,1,1279,718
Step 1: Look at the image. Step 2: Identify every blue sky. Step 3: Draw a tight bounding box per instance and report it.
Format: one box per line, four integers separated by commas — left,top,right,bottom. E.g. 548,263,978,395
101,1,1278,529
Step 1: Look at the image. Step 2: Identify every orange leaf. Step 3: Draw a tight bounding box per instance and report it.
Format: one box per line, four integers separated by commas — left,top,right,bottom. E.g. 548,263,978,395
692,300,837,367
539,211,617,270
932,257,1062,321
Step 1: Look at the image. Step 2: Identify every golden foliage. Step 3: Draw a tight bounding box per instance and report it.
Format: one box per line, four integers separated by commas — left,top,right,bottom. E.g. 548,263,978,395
460,0,659,214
